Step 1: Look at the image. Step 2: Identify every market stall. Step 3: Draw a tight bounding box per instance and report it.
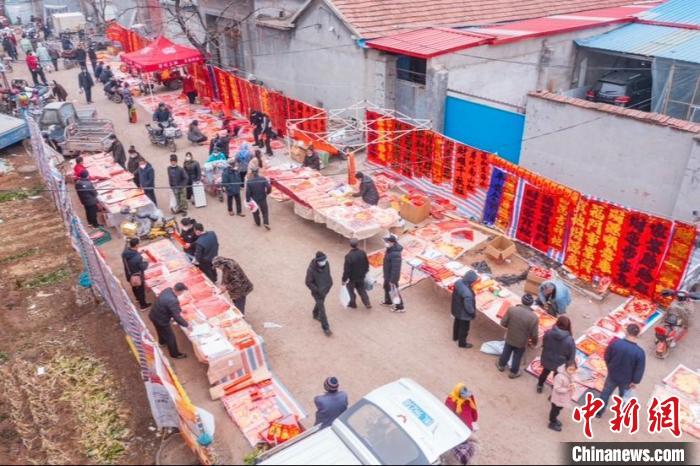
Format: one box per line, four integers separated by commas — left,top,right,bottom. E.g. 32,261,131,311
139,239,307,446
267,166,401,240
76,152,158,228
651,364,700,438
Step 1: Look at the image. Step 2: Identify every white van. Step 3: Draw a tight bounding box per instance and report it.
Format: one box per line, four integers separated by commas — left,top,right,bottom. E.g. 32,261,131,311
260,378,471,465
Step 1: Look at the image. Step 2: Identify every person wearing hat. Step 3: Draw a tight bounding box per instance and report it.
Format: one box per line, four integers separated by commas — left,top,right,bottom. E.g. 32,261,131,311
122,237,150,310
193,223,219,282
381,234,404,312
353,172,379,206
497,294,539,378
75,170,99,228
167,154,189,215
342,238,371,309
222,158,244,216
451,270,479,349
305,251,334,337
246,167,272,230
149,282,189,359
314,377,348,428
126,146,143,186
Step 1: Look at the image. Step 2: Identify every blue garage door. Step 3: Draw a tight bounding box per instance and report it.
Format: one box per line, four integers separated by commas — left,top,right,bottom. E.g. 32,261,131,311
444,96,524,164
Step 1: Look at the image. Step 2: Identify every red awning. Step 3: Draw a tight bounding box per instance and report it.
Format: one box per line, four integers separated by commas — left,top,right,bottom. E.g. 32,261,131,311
366,27,493,59
120,36,204,72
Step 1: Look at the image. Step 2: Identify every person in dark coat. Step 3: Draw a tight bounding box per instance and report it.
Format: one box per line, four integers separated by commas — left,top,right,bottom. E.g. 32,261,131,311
246,168,272,229
78,67,94,104
179,217,197,257
193,223,219,282
537,316,576,393
306,251,334,336
222,159,244,216
381,234,404,312
497,294,539,378
596,323,646,418
99,64,113,85
94,61,104,81
52,80,67,102
183,152,202,203
3,35,17,61
87,43,97,75
137,158,157,205
106,134,126,169
259,113,274,156
209,131,231,159
126,146,142,186
342,238,371,309
451,270,478,349
48,46,59,71
74,44,87,68
122,237,150,309
149,283,189,359
314,377,348,428
76,170,99,227
213,256,253,314
251,110,263,147
168,154,189,215
353,172,379,206
187,120,207,144
302,148,321,171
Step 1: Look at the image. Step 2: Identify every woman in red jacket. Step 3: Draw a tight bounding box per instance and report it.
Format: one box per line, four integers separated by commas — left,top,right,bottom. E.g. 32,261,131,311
26,52,47,86
446,383,479,465
182,73,197,104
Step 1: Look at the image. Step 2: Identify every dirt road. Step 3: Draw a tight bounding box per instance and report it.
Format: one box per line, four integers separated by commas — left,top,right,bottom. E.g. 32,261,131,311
16,59,699,464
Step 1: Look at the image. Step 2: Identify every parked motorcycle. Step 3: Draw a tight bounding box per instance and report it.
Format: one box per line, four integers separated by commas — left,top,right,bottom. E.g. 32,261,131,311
655,287,700,358
146,123,177,152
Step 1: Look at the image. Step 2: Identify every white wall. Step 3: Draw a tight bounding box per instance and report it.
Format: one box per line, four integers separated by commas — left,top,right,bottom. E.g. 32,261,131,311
432,25,621,110
520,95,699,222
249,0,388,110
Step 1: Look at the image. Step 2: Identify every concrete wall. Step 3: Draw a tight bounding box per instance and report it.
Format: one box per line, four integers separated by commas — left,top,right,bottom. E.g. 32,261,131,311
520,95,700,222
249,0,389,110
431,25,621,111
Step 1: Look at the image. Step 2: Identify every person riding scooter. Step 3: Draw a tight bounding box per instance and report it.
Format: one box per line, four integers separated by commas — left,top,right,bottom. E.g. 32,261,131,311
153,102,173,129
104,77,121,98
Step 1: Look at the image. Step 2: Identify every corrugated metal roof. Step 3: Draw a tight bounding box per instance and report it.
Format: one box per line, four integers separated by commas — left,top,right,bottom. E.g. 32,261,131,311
576,23,700,64
366,28,493,59
365,2,658,58
639,0,700,26
474,4,657,44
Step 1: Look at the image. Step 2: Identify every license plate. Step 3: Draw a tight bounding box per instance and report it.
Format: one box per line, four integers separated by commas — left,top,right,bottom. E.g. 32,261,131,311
403,399,434,427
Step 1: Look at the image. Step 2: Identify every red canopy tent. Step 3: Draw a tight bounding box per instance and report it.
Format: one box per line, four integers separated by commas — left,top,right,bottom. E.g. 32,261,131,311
120,36,204,72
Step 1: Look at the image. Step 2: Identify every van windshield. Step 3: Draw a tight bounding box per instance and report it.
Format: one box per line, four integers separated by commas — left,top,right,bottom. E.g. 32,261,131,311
341,400,427,465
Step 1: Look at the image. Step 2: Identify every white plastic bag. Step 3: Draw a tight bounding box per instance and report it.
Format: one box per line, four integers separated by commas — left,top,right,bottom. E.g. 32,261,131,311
364,275,375,291
247,199,259,213
169,191,177,212
340,286,351,308
480,340,505,355
390,284,402,305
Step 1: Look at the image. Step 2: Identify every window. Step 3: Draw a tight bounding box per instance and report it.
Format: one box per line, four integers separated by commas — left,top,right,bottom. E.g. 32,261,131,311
341,400,427,465
397,55,426,85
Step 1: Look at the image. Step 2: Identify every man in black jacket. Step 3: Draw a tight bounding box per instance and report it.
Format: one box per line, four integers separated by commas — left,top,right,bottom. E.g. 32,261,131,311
193,223,219,282
122,237,150,309
87,43,97,75
77,67,94,104
167,154,189,215
342,238,371,309
149,283,189,359
75,170,99,227
138,158,157,205
246,168,272,230
451,270,478,349
353,172,379,205
106,134,126,169
99,64,113,84
382,234,404,312
306,251,333,337
74,44,87,69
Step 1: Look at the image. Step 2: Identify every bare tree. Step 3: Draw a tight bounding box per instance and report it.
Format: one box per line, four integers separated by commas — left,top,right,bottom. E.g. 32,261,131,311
82,0,110,27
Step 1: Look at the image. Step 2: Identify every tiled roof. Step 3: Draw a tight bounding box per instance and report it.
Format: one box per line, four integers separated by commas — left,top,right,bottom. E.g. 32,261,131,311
529,90,700,133
330,0,642,38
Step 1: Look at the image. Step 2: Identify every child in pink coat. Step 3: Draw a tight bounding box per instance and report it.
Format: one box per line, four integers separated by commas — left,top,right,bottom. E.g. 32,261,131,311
549,362,577,432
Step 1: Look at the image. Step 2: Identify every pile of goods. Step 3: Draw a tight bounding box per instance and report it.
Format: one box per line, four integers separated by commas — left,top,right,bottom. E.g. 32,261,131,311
140,239,306,445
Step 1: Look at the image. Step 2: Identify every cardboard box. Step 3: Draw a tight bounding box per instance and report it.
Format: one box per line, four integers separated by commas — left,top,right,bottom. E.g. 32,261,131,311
484,236,516,261
523,279,540,296
527,269,550,285
290,145,307,164
399,197,431,224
